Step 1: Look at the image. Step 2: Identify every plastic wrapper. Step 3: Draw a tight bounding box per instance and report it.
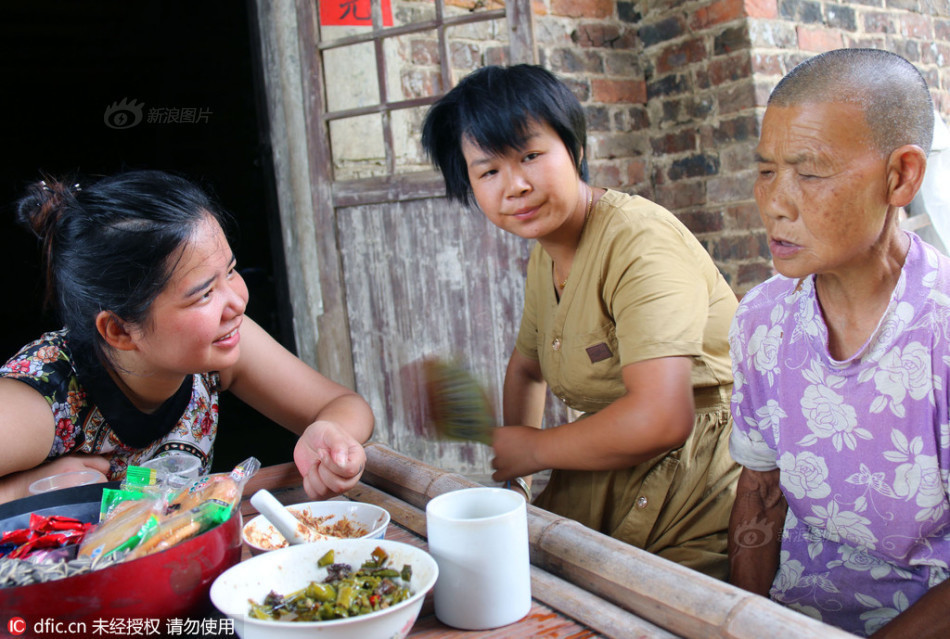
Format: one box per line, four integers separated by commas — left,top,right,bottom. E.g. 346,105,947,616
79,457,259,563
0,514,94,560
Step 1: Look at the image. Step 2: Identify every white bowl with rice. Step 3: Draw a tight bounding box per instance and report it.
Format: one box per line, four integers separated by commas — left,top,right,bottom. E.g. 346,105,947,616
242,500,389,555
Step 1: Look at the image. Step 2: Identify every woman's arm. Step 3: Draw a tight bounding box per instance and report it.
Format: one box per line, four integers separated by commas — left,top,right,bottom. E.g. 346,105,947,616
870,579,950,638
502,348,547,428
491,355,695,481
728,467,786,595
0,378,109,503
222,317,374,498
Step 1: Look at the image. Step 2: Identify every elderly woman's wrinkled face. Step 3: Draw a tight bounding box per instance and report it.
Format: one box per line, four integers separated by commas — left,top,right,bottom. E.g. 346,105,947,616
754,101,891,280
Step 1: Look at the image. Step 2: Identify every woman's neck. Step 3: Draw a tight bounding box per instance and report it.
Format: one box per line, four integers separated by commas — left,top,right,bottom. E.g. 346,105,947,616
106,362,187,414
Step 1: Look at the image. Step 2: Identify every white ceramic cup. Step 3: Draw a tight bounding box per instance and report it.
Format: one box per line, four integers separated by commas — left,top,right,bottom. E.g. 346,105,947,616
425,486,531,629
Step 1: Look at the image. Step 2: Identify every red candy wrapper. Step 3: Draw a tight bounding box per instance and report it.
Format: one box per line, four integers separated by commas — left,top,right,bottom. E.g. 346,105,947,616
0,514,94,560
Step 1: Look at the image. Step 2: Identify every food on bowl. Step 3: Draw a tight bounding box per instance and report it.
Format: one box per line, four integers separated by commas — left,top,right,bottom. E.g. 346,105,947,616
245,509,369,551
211,538,438,639
248,546,412,622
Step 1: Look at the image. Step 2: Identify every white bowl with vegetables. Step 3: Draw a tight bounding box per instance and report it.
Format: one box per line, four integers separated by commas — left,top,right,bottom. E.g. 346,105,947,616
210,538,437,639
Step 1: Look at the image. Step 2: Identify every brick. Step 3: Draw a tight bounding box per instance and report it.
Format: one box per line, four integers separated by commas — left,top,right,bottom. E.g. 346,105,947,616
657,39,709,74
707,169,757,204
548,48,605,74
411,39,439,65
726,202,764,230
748,18,798,48
562,77,592,102
647,73,691,98
639,16,688,47
676,210,726,233
797,26,844,51
719,81,758,114
752,52,786,75
584,105,610,132
575,24,639,49
864,11,899,34
400,70,440,99
902,14,933,39
709,232,767,261
714,114,760,145
887,37,922,62
605,50,645,76
551,0,615,19
719,142,759,173
612,106,649,131
937,18,950,41
715,25,752,54
655,179,708,209
688,96,717,120
846,34,888,49
593,77,648,103
450,41,481,68
651,129,698,155
591,163,623,187
745,0,778,18
627,158,648,185
690,0,748,30
669,153,721,180
779,0,822,24
595,131,645,159
825,4,857,31
708,52,753,85
922,43,950,66
618,1,642,23
737,260,776,287
886,0,919,10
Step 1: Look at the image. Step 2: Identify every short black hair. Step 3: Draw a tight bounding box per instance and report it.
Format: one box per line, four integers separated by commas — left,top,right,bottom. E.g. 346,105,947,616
421,64,588,206
770,48,934,155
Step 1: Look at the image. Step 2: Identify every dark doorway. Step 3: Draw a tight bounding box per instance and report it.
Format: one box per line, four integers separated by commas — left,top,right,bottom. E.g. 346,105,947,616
0,1,298,471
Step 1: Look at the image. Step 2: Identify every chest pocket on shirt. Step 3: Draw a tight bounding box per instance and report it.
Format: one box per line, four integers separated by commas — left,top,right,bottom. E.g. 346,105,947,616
562,321,623,407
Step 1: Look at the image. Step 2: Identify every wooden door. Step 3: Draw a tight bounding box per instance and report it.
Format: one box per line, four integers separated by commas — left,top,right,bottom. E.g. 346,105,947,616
285,0,556,475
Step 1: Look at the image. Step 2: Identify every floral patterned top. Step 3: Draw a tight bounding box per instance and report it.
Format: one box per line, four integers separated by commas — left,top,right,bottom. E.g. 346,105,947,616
1,330,218,480
729,232,950,637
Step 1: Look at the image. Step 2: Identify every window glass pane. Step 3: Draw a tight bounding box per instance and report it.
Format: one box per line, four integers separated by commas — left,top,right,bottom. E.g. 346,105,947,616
330,114,387,179
323,43,380,112
392,106,431,174
383,33,443,102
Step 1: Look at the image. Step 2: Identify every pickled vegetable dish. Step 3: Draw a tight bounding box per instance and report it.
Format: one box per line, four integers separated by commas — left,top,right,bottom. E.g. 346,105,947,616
248,546,413,622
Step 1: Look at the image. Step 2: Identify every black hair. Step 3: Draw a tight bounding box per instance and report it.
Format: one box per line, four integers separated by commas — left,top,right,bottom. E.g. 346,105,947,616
770,48,934,155
421,64,589,206
15,169,233,374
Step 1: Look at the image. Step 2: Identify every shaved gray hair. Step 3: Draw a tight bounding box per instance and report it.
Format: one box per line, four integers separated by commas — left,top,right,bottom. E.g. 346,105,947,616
770,48,934,155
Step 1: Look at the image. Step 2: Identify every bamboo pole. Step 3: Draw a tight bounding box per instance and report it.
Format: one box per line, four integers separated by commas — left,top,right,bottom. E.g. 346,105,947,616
361,443,857,639
347,482,676,638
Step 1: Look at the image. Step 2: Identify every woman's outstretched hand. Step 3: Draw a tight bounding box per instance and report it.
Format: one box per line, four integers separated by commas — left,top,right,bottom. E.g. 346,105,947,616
293,420,367,499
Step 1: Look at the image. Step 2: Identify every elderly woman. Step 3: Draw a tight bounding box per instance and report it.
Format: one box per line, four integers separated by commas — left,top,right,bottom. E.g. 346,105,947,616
728,48,948,637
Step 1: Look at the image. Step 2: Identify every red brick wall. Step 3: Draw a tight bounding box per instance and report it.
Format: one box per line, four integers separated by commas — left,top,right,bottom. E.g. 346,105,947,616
536,0,950,295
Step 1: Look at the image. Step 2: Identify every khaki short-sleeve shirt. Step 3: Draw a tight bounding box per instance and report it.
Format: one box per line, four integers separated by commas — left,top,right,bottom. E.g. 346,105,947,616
515,190,740,579
515,189,735,410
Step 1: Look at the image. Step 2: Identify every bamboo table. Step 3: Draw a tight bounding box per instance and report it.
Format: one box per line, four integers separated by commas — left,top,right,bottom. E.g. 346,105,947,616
240,443,857,639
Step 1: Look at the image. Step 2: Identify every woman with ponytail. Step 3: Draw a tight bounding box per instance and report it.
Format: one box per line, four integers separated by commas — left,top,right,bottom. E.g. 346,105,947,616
0,170,373,503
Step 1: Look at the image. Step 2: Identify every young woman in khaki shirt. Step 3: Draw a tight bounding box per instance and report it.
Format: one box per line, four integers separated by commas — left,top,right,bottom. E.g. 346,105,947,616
422,65,739,578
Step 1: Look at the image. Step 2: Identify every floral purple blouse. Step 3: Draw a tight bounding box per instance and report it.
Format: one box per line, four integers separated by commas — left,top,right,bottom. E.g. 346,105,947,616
729,233,950,636
1,330,218,480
